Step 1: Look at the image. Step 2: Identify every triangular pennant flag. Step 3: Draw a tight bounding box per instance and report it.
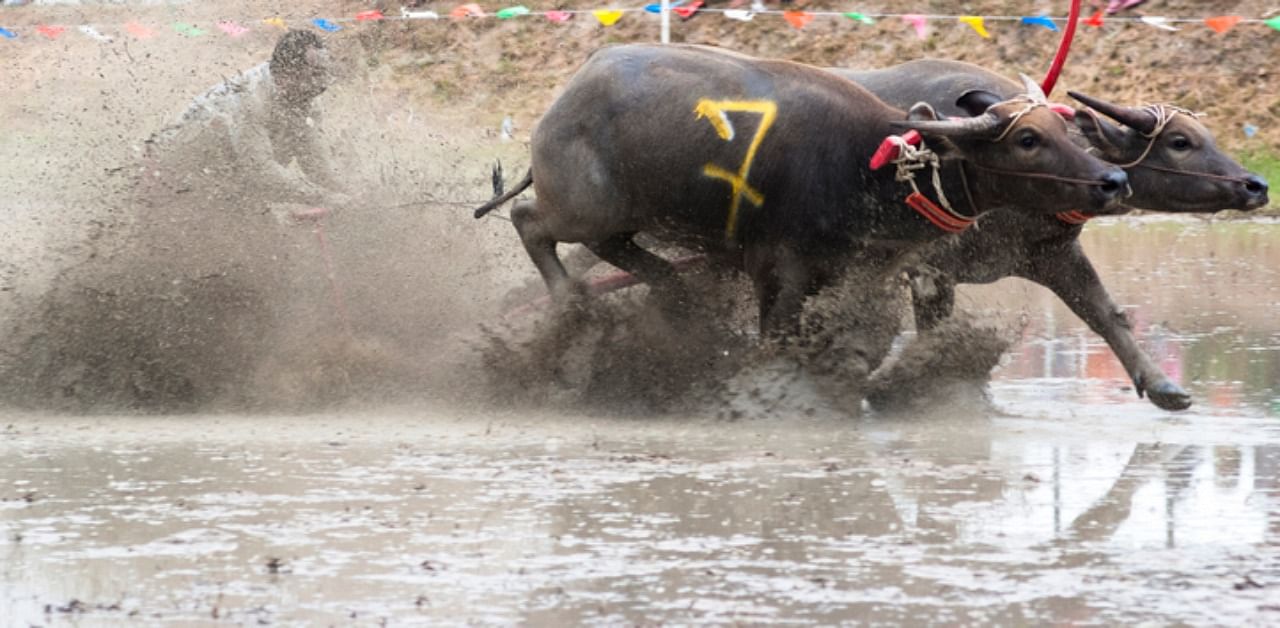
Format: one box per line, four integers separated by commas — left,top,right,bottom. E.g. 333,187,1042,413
311,18,342,32
593,10,624,26
496,6,530,19
403,9,440,19
902,14,927,39
0,27,18,40
1139,16,1179,31
959,16,989,38
1020,15,1058,31
724,9,754,21
263,17,287,29
674,1,702,19
36,24,66,39
451,4,485,19
783,11,813,29
844,12,875,25
1084,10,1104,27
546,10,573,22
173,22,207,36
1267,16,1280,32
217,20,249,36
1204,15,1241,34
125,22,154,39
356,10,385,21
78,25,113,42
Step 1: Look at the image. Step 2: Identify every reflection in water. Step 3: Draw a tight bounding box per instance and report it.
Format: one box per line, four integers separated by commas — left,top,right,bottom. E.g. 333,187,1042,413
2,413,1279,625
975,220,1280,414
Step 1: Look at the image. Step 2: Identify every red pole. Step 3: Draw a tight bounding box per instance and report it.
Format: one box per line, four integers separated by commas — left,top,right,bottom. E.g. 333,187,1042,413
1041,0,1082,97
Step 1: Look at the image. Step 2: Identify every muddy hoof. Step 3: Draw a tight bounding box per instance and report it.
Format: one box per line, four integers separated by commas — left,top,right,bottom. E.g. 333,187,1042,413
1144,380,1192,411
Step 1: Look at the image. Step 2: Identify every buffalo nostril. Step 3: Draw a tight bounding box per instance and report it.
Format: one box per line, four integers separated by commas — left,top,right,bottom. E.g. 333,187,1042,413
1099,171,1127,196
1244,174,1269,196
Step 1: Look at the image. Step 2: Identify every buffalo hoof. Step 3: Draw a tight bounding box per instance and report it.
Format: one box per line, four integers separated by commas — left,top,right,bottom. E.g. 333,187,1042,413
1141,378,1192,411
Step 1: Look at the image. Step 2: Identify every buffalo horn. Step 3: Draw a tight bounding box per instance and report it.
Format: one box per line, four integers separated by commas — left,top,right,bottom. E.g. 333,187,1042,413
1019,74,1048,104
896,111,1003,138
1067,90,1158,135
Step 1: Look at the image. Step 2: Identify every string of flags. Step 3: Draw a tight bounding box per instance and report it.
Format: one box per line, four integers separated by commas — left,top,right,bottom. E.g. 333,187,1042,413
3,6,1280,41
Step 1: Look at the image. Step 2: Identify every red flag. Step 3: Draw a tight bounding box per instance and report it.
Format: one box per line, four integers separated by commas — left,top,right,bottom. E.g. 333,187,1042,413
674,0,703,19
1084,10,1104,27
1204,15,1241,34
783,10,812,29
356,10,385,21
36,24,66,39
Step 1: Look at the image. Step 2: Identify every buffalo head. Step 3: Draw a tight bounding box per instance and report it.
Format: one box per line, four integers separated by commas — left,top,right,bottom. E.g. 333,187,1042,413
893,77,1128,215
1069,91,1269,212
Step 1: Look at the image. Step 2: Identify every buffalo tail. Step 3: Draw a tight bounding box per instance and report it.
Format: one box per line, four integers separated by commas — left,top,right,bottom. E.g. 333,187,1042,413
473,165,533,219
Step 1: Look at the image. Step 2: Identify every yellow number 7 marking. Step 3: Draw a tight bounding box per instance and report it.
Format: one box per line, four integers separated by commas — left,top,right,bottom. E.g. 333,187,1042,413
694,99,778,239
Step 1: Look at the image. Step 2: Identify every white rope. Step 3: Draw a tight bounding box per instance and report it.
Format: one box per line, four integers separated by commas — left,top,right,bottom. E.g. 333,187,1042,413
889,136,959,217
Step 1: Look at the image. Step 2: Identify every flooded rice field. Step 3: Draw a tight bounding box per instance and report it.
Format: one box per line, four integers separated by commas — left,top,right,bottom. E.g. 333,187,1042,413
3,219,1278,624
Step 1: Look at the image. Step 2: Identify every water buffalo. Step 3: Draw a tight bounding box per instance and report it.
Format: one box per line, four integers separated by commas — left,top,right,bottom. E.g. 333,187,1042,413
837,59,1270,410
475,44,1128,334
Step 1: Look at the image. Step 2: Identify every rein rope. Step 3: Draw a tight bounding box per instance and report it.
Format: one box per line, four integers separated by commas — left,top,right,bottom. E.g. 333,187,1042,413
887,136,977,233
1116,104,1256,184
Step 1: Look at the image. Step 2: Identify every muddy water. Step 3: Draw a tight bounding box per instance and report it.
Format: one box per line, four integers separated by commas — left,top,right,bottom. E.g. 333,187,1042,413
3,219,1280,625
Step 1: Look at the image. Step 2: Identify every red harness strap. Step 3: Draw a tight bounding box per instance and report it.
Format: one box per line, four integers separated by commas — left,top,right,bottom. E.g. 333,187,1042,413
906,191,974,233
1055,210,1093,224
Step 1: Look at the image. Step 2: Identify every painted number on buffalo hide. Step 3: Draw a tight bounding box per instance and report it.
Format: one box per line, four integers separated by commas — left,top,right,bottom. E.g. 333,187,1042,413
693,99,777,239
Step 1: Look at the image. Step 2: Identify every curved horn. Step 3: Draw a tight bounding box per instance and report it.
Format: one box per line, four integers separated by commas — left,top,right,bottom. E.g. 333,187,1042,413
1019,73,1047,104
894,111,1003,139
1067,90,1157,135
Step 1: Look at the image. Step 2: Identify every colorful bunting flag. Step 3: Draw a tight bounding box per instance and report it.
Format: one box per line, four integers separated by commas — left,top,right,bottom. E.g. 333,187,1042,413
674,1,702,19
496,6,530,19
356,10,385,21
1084,10,1105,27
783,11,813,29
263,17,287,29
1268,16,1280,32
1204,15,1240,34
1243,123,1258,138
36,24,66,39
312,18,342,32
217,20,249,37
1021,15,1058,31
78,25,113,42
451,4,485,19
593,10,624,26
959,16,989,38
0,27,17,40
403,10,440,20
173,22,207,37
725,9,754,22
902,14,927,39
545,10,572,22
1140,16,1179,31
844,12,874,25
125,22,154,39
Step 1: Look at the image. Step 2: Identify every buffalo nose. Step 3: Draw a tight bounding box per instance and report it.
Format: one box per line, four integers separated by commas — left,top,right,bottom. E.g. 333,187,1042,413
1098,170,1128,198
1245,174,1269,198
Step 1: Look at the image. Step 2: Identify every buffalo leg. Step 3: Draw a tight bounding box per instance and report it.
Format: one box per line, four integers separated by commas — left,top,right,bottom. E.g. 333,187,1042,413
746,245,810,336
1026,243,1192,411
511,199,575,301
907,265,957,331
584,233,687,307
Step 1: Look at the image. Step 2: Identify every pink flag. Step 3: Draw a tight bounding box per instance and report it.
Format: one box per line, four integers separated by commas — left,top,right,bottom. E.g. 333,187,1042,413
546,10,573,22
902,14,928,39
217,20,249,37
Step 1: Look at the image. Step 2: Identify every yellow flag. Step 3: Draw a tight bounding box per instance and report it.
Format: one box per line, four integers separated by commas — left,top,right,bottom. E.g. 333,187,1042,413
959,15,990,38
263,16,287,29
593,9,624,26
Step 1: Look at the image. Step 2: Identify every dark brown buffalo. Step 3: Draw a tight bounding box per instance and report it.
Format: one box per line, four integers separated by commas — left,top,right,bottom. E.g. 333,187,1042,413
839,59,1269,410
476,45,1128,334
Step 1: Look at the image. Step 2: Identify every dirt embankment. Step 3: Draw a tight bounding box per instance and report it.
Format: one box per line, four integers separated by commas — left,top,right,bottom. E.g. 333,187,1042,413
363,0,1279,171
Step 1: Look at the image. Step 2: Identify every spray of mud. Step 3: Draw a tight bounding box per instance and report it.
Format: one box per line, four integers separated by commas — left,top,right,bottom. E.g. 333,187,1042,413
0,25,1019,417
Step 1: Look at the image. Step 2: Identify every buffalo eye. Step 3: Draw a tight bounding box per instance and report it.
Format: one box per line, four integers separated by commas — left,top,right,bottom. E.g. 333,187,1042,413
1169,135,1192,151
1016,131,1040,150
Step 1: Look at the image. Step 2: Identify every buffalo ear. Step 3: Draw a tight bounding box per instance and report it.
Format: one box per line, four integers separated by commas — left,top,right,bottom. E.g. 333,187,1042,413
955,89,1002,117
1074,108,1132,160
906,101,941,122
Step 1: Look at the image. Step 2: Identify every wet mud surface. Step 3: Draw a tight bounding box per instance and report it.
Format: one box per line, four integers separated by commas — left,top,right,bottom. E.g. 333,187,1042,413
3,403,1279,625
